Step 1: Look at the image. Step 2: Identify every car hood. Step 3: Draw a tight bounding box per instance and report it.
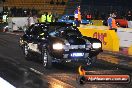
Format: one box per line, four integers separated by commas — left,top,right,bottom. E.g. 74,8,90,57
64,35,86,45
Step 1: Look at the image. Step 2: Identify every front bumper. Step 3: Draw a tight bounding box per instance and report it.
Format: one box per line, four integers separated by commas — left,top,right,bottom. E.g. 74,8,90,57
51,49,90,61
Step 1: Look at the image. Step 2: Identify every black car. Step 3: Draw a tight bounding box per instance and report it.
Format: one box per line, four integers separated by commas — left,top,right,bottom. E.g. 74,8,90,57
20,22,102,68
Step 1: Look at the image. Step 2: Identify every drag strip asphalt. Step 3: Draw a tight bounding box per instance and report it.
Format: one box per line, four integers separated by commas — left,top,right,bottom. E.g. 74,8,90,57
0,32,132,88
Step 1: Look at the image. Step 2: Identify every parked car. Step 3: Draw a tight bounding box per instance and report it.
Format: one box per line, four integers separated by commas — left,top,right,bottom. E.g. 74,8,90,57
103,19,128,28
58,15,93,25
20,22,102,68
116,19,128,28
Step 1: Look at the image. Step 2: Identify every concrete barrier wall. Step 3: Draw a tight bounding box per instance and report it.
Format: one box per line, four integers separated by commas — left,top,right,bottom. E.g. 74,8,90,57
128,21,132,28
80,25,108,29
117,28,132,47
92,20,103,26
78,28,119,52
78,26,132,55
8,17,34,31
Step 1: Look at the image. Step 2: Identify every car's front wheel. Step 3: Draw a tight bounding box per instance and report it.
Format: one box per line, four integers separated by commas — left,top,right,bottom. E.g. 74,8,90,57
42,48,52,69
24,44,32,60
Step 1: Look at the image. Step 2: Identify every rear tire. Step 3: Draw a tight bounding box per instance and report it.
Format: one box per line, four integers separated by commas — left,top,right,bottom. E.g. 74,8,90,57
42,48,52,69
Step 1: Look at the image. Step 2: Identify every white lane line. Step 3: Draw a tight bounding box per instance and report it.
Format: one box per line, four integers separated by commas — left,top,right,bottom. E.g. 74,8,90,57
29,68,43,75
6,32,22,36
0,77,16,88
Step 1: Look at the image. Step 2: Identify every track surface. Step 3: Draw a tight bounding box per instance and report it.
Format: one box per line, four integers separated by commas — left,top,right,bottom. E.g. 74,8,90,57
0,32,132,88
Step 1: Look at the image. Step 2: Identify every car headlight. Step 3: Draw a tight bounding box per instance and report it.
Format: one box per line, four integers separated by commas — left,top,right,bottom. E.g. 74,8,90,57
53,43,63,50
92,43,101,49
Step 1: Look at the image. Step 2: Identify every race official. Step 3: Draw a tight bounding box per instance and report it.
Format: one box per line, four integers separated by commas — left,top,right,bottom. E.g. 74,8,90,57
41,13,47,22
74,6,82,27
47,12,53,22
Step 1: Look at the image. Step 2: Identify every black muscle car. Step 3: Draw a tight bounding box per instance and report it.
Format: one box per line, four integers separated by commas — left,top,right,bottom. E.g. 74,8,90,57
20,22,102,68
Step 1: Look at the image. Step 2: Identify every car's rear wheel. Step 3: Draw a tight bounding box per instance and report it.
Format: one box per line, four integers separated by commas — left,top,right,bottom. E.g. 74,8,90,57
42,48,52,69
24,44,32,60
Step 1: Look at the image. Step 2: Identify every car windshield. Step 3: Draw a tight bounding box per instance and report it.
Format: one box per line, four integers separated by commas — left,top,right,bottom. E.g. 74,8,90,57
62,30,82,37
69,16,74,20
28,24,48,36
49,26,82,37
34,26,46,35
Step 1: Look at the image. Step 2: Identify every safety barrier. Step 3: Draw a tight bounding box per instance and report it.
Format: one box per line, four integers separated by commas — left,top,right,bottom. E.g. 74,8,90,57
128,21,132,28
80,24,108,29
117,28,132,47
8,17,29,31
78,27,119,52
128,45,132,55
92,20,103,26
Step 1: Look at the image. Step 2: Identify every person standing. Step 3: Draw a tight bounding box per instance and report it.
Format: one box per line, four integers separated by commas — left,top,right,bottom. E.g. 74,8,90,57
33,15,38,23
47,12,53,22
41,13,47,22
74,6,82,27
107,13,117,32
126,10,131,21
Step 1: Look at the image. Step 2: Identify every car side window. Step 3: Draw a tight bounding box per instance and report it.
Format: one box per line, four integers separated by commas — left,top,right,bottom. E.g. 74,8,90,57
32,26,39,35
26,25,34,35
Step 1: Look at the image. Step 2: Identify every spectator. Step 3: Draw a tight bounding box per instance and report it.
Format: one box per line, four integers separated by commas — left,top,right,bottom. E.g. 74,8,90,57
47,12,53,22
61,0,65,5
101,12,106,20
50,0,54,4
107,13,117,32
23,9,27,17
56,0,59,5
27,15,35,26
32,7,37,16
86,12,92,21
94,10,99,19
126,10,132,21
33,15,38,23
41,13,47,22
53,12,59,22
